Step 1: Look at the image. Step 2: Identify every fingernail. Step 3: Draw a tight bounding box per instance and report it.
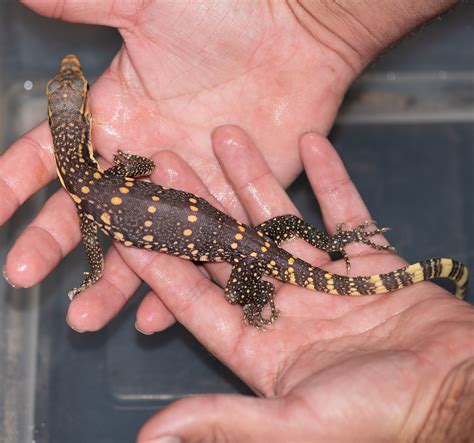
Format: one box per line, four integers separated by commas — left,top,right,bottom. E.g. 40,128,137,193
300,130,319,140
3,267,17,288
66,317,85,333
135,322,155,336
144,436,182,443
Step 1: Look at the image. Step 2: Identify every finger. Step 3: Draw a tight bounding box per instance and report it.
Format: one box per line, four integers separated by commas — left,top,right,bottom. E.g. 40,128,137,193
4,188,79,288
0,123,55,226
212,125,330,266
300,132,392,252
135,291,176,334
300,132,371,231
137,394,295,443
20,0,137,28
213,125,292,223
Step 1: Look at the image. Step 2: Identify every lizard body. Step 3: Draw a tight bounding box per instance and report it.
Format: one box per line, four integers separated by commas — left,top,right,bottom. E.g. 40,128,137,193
47,55,469,327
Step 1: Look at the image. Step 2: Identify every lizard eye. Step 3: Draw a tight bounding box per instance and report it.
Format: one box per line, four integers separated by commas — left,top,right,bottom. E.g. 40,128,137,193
47,79,60,94
74,78,86,91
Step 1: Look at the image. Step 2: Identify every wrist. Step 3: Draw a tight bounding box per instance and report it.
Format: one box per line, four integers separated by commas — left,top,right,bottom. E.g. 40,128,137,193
286,0,459,74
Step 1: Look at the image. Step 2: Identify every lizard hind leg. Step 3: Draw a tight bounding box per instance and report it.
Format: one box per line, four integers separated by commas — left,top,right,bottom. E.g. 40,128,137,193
334,220,396,270
256,215,395,271
224,265,279,329
105,150,155,178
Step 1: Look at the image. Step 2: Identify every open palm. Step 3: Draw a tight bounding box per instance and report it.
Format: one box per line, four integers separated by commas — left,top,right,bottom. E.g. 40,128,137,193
114,127,471,442
19,0,359,198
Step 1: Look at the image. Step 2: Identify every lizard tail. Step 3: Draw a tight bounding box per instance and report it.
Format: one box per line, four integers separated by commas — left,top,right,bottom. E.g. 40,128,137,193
289,257,468,299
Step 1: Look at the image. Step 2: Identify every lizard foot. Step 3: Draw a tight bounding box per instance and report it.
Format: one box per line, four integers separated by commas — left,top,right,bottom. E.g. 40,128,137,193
67,271,100,300
243,298,279,331
105,150,155,178
331,220,396,271
225,266,279,329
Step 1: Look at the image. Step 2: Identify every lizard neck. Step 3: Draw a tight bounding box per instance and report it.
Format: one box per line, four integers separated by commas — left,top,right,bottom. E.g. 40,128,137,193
50,113,102,194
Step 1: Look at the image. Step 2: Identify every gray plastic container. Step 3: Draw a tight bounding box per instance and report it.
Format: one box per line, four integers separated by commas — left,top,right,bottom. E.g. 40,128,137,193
1,2,472,442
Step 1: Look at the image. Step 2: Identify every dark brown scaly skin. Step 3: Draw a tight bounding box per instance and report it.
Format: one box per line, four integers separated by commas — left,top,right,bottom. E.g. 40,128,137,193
47,55,469,328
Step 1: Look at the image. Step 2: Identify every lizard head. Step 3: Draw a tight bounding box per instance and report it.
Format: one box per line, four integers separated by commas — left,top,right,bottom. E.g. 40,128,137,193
47,55,89,118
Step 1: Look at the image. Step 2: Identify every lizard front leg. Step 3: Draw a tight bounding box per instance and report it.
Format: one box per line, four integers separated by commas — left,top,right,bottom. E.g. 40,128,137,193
104,150,155,178
68,214,104,300
224,265,278,329
256,215,395,271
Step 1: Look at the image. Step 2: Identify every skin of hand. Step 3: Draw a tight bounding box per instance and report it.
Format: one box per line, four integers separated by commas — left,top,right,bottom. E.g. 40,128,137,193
2,0,458,331
113,127,471,442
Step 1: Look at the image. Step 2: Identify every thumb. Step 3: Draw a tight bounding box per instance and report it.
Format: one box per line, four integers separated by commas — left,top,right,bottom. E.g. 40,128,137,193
136,394,295,443
20,0,142,28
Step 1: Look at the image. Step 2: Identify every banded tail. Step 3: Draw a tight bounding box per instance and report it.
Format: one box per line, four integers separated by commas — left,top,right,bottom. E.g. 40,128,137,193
287,257,469,299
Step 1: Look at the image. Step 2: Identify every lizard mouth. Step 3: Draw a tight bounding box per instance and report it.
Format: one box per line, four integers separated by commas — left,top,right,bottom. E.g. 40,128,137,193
60,54,82,73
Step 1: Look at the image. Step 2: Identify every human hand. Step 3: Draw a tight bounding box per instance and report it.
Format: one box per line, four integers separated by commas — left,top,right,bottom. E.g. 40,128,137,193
117,126,472,442
2,0,459,329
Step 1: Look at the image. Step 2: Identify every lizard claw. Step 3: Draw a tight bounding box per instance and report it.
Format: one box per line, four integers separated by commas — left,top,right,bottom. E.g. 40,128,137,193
330,220,396,271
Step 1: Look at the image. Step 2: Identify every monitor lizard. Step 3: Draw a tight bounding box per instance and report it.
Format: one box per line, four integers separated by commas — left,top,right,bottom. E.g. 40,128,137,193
46,55,469,328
